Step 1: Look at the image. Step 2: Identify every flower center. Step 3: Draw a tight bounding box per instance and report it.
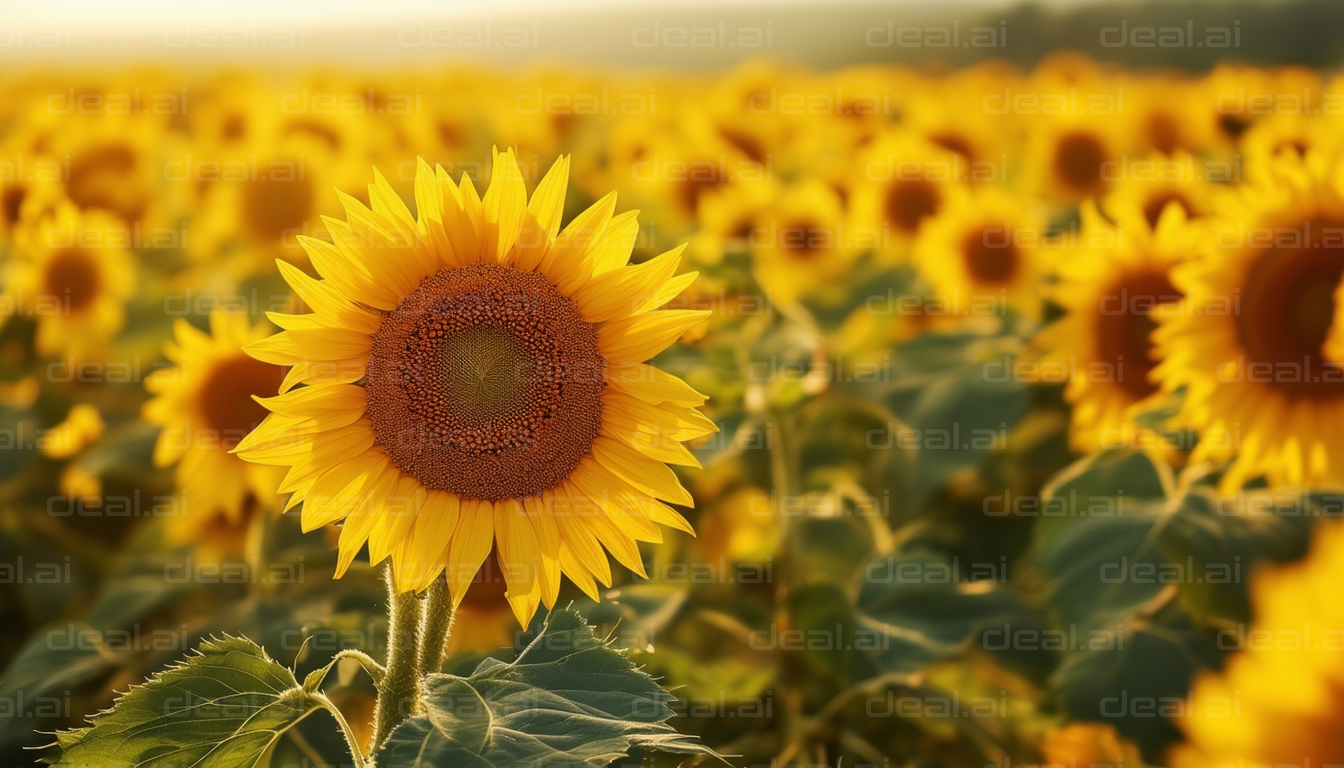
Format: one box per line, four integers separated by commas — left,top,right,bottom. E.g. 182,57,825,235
781,219,828,259
1239,219,1344,399
199,353,286,450
1146,113,1182,154
961,227,1019,284
1095,271,1181,401
43,248,101,313
884,179,941,234
365,263,605,501
930,132,974,161
242,176,314,243
67,143,146,223
1053,131,1108,195
2,184,27,227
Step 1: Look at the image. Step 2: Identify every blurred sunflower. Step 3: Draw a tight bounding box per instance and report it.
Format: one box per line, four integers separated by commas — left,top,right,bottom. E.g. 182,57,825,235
1023,113,1127,205
1240,114,1339,183
1033,201,1194,452
1154,154,1344,489
914,185,1047,320
1170,518,1344,768
143,313,286,532
186,129,370,285
45,114,172,231
851,129,968,260
1126,75,1209,157
1100,153,1217,231
236,148,714,626
749,178,857,304
1,203,135,361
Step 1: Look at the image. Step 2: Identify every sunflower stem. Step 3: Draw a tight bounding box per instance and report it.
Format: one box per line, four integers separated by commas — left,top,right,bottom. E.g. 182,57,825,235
369,567,424,755
418,575,455,677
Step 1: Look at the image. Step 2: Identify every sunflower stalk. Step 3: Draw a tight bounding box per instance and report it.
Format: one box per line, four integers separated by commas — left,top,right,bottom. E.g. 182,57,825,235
418,576,456,677
369,567,425,755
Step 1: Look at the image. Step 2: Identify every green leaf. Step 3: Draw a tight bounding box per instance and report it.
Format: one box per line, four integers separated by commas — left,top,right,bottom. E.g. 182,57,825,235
789,552,1029,683
378,607,714,768
53,635,318,768
870,332,1030,509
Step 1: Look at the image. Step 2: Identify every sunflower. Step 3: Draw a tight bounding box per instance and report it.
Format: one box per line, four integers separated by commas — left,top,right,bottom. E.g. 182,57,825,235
143,312,287,527
1239,113,1339,183
1022,112,1128,206
186,128,371,286
1,203,135,362
1153,154,1344,490
1099,153,1217,231
689,177,778,266
235,149,714,627
1170,518,1344,768
1125,75,1209,157
913,185,1047,320
903,64,1015,173
749,178,858,304
44,113,173,231
1032,200,1195,452
851,129,968,260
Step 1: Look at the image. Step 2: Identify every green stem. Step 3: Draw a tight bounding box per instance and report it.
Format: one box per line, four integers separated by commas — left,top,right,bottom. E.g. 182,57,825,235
309,691,368,768
369,567,424,753
418,576,455,677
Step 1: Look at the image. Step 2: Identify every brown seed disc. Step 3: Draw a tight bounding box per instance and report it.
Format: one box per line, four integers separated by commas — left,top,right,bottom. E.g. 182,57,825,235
365,263,605,500
1237,219,1344,400
199,353,287,451
1095,271,1182,401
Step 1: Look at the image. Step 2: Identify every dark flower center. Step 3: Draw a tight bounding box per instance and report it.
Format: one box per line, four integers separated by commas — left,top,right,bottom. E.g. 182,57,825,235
365,263,605,500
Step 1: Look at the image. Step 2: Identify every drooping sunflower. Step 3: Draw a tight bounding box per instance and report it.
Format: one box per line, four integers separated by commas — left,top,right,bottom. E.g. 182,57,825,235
1032,200,1196,452
913,185,1047,320
1170,518,1344,768
235,149,714,626
143,312,286,531
1,203,135,362
1154,154,1344,490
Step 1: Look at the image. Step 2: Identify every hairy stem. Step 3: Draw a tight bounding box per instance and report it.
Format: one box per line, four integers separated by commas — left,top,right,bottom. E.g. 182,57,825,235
418,576,456,677
369,567,424,753
309,691,368,768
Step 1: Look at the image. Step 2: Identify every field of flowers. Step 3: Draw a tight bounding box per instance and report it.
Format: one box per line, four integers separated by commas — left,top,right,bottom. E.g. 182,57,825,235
2,54,1344,767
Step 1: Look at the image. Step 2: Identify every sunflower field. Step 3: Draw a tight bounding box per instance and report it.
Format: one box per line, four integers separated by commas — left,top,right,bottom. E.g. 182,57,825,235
4,13,1344,768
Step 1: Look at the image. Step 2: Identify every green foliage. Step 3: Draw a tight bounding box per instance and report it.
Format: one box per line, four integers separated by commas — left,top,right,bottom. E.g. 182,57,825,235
52,636,318,768
377,607,713,768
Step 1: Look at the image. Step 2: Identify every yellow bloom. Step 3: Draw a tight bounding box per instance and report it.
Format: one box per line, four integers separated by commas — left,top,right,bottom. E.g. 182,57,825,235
913,185,1047,320
1239,113,1340,183
1171,518,1344,768
1154,154,1344,489
1099,152,1218,231
39,403,104,459
851,129,969,260
1033,200,1196,452
749,178,858,304
143,312,286,525
2,203,136,362
235,149,714,627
